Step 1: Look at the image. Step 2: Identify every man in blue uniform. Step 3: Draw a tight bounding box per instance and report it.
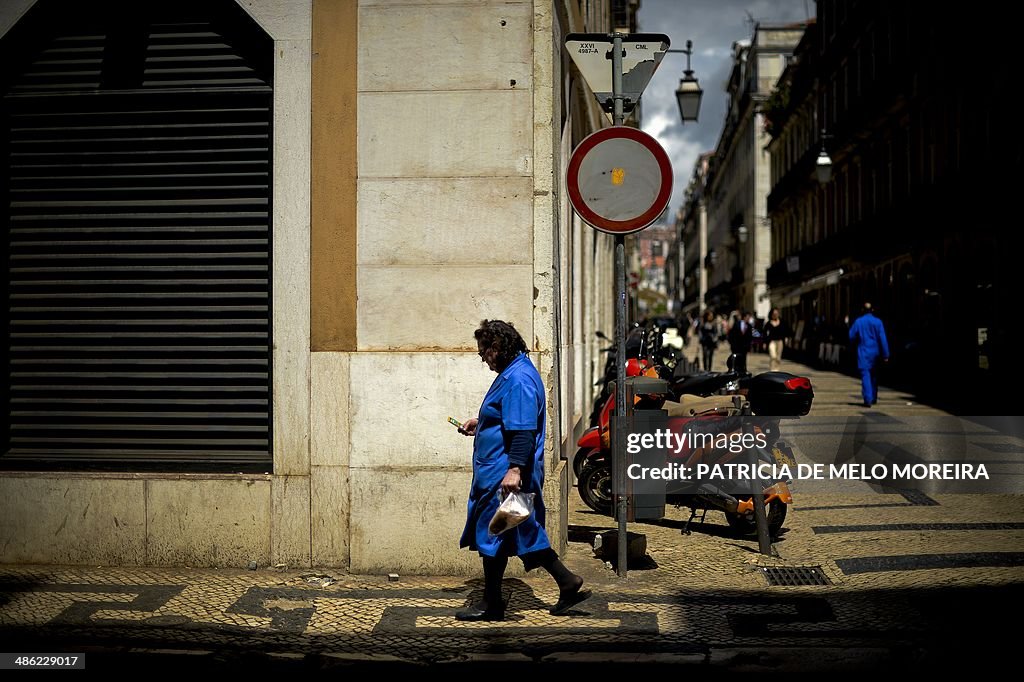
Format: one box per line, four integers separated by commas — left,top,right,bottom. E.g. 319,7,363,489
456,319,591,622
848,302,890,407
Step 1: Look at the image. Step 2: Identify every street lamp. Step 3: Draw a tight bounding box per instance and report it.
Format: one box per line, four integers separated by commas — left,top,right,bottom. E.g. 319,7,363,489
671,40,703,123
736,224,748,244
816,129,833,184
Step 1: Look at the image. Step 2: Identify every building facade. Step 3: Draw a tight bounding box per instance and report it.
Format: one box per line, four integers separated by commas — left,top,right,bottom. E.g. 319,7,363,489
674,152,712,317
703,24,805,320
764,1,1020,398
631,223,674,316
0,0,628,573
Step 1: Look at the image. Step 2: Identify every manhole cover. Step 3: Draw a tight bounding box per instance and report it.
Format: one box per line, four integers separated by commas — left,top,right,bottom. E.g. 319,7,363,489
761,566,831,586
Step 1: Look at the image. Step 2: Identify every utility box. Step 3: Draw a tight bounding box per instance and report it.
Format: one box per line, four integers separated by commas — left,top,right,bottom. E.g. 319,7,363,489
621,375,669,521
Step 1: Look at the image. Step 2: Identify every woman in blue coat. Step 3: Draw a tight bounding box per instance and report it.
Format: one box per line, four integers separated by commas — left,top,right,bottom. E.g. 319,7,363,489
456,319,591,622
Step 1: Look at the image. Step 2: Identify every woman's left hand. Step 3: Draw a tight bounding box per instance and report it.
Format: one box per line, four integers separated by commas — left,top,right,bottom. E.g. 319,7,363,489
458,417,478,436
501,467,521,494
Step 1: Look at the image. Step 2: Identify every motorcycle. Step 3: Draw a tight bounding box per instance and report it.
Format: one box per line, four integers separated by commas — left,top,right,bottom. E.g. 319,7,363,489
587,326,647,427
576,324,666,478
575,354,813,538
575,331,744,481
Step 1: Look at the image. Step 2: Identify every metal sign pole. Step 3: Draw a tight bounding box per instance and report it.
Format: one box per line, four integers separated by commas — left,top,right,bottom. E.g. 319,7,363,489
753,487,772,555
743,413,772,555
614,235,627,577
611,34,625,127
566,32,673,578
611,33,629,578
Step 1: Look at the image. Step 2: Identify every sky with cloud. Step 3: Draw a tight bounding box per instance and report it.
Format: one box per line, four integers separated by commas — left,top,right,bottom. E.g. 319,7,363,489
635,0,813,220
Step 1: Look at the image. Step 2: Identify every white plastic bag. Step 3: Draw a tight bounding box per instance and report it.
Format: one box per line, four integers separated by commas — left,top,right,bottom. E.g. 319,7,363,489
488,491,535,536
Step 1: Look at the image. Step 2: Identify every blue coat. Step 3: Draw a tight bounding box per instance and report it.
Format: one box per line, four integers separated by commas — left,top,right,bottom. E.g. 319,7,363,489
849,312,890,370
460,352,551,558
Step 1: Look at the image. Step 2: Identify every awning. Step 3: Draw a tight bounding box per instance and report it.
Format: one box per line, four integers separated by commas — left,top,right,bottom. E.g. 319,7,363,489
771,268,844,307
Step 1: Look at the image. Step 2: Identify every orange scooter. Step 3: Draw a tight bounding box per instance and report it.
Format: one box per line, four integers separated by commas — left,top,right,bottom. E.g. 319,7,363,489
575,362,811,538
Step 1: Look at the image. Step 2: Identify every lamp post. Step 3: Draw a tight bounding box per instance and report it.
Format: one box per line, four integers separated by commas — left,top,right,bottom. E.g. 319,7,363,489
816,129,833,184
669,40,703,123
667,41,704,317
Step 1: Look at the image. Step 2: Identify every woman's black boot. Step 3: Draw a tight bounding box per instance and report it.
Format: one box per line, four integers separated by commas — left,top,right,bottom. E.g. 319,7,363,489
456,554,507,621
539,551,592,616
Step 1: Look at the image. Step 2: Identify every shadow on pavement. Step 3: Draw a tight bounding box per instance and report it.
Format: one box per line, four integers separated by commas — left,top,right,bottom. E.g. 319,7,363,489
2,583,1020,672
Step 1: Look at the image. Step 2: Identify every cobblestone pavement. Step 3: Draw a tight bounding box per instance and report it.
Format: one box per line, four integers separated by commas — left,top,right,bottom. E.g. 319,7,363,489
1,351,1021,670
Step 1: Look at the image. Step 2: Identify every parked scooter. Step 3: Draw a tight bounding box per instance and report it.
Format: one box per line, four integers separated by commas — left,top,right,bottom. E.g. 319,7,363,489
576,323,668,478
588,326,647,427
574,354,659,478
575,338,746,480
575,355,812,537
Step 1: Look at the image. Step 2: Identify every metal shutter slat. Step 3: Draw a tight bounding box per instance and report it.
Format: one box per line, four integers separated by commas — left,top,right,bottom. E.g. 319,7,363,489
11,384,268,392
7,449,270,458
13,306,268,312
12,227,268,235
14,411,266,417
13,398,268,405
12,424,268,432
12,438,269,445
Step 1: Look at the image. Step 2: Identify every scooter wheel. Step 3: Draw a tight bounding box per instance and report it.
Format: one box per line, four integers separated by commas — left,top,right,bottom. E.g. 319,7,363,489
573,447,606,480
725,498,787,537
572,447,589,479
577,462,613,516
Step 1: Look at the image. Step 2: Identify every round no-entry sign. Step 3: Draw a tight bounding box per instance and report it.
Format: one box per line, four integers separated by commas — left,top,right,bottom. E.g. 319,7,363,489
566,126,672,234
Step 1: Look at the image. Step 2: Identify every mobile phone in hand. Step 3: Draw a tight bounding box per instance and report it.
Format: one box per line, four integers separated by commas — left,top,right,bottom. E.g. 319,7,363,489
448,416,463,429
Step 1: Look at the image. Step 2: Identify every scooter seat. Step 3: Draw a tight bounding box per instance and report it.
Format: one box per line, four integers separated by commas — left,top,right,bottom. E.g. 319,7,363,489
671,371,737,397
662,394,745,417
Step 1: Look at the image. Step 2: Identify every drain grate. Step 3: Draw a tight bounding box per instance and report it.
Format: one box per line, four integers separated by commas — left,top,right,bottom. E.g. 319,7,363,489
761,566,832,586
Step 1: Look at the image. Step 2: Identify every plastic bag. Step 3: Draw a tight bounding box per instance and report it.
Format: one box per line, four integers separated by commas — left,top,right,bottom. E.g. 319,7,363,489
488,491,535,536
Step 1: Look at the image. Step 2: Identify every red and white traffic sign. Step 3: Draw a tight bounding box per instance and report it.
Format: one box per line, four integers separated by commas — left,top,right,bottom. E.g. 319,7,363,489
566,126,672,234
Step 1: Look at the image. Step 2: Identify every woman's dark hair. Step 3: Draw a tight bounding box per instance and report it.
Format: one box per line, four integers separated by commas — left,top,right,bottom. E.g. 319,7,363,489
474,319,528,369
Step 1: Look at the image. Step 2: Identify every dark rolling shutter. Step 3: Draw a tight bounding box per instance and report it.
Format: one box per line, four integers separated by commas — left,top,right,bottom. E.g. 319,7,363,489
1,1,273,471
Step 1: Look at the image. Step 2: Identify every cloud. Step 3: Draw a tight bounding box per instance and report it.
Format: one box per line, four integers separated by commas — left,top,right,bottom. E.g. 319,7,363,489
700,47,731,59
643,110,673,139
636,0,812,219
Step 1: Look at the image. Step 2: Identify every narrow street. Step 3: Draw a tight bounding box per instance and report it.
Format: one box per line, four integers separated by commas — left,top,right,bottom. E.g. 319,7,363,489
2,348,1021,671
1,0,1018,673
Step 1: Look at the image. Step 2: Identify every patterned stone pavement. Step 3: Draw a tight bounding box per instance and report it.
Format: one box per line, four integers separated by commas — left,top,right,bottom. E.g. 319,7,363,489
1,351,1022,670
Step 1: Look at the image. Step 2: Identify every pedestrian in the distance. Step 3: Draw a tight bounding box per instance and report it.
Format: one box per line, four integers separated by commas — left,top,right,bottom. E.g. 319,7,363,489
727,310,753,373
763,308,790,372
455,319,591,622
696,309,721,371
848,302,890,407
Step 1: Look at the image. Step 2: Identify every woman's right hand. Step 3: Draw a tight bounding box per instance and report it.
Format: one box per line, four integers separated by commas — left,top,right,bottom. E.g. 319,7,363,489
458,418,478,436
